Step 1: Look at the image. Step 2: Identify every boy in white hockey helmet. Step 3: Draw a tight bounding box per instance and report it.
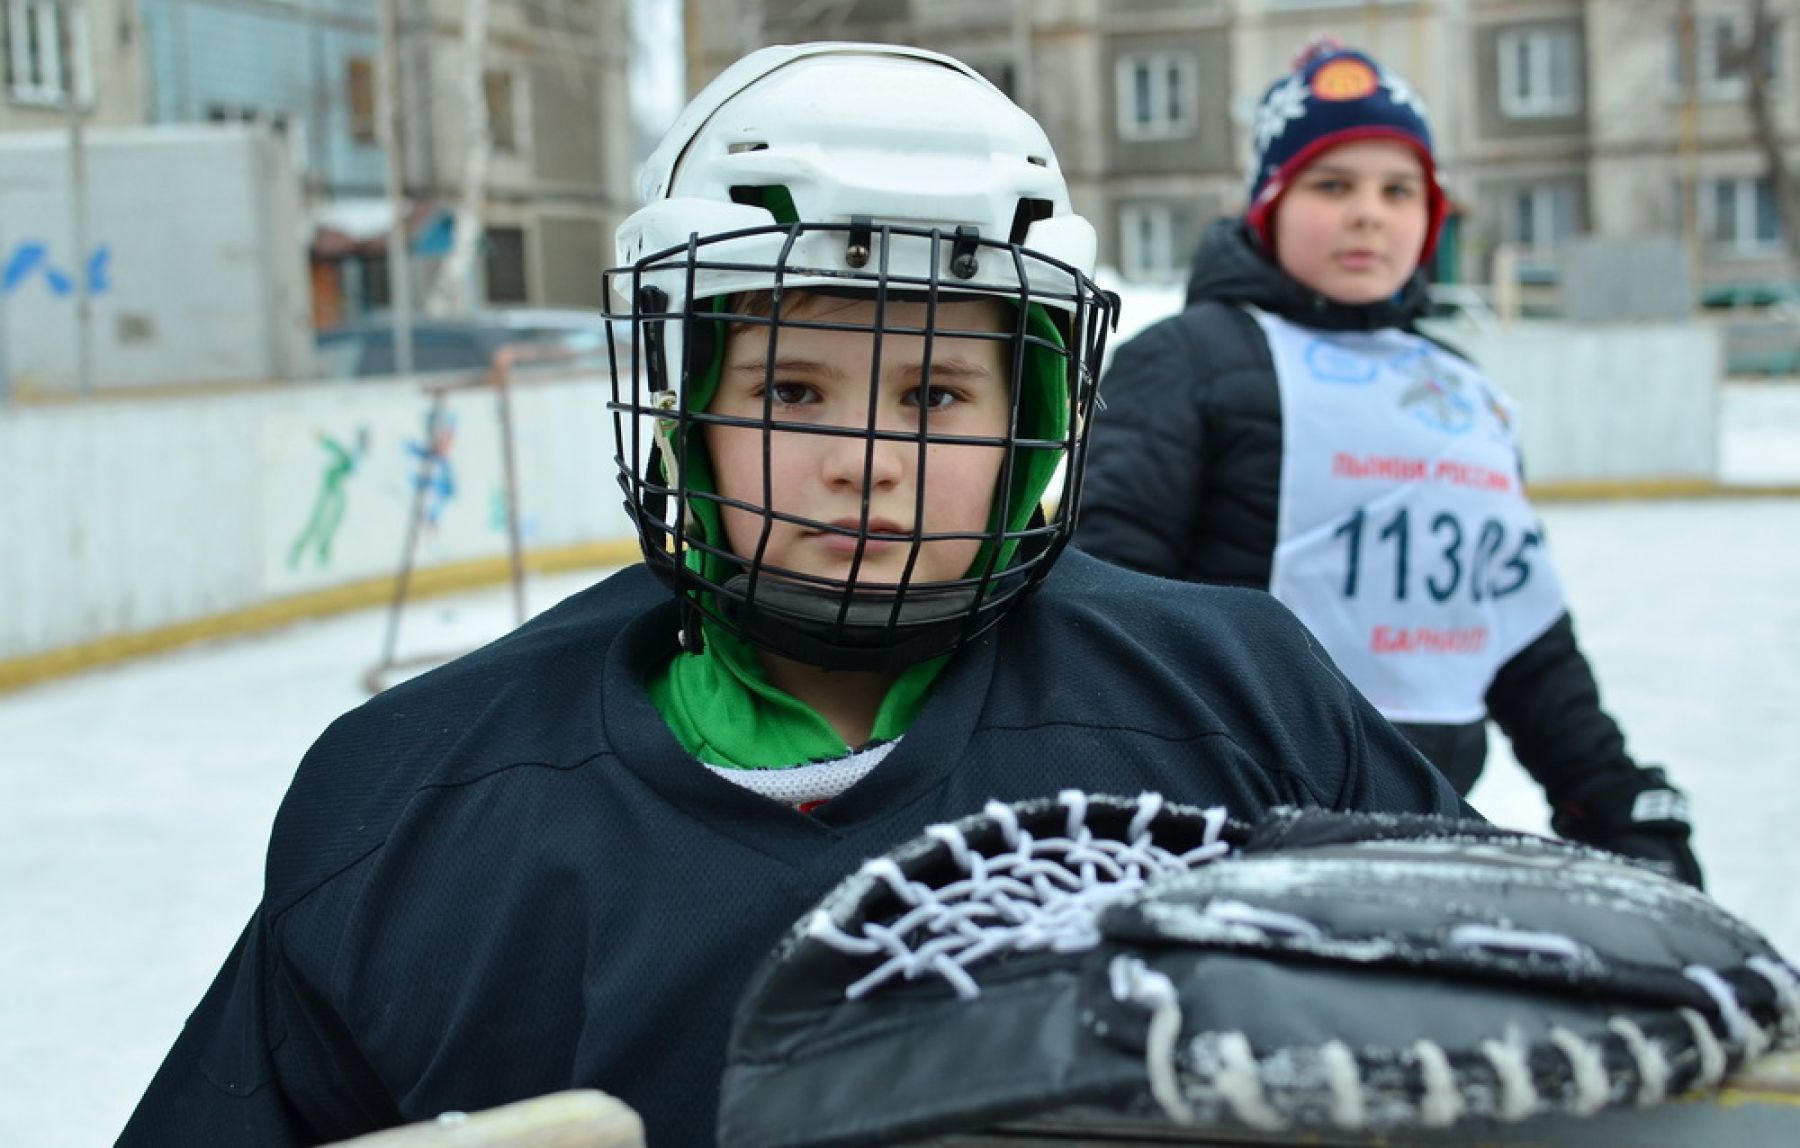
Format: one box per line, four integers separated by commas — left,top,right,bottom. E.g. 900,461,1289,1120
121,44,1468,1147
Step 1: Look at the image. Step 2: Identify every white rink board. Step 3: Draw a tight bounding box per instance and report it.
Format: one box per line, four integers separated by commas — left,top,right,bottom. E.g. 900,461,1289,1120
0,372,632,659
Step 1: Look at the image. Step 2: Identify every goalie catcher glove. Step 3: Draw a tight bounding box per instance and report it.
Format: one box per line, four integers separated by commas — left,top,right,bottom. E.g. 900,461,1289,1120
717,793,1798,1148
1551,765,1703,889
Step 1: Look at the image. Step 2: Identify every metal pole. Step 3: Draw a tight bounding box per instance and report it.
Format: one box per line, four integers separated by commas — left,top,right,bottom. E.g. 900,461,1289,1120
1677,0,1701,301
493,356,527,629
60,0,93,397
1010,0,1033,111
370,392,445,689
310,0,331,190
379,0,414,373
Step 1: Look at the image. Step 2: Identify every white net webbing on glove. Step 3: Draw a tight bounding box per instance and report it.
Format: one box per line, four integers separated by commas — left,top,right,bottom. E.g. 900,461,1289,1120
807,790,1232,1001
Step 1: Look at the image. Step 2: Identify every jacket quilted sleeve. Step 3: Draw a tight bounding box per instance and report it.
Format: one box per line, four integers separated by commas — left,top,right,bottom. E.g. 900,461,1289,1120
1076,302,1284,590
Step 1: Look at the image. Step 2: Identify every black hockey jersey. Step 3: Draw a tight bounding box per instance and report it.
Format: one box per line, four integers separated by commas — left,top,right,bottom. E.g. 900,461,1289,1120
119,552,1466,1147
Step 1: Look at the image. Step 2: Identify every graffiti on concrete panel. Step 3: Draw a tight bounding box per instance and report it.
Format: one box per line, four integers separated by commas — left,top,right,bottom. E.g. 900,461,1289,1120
288,426,371,569
490,489,539,541
2,242,112,297
405,408,459,529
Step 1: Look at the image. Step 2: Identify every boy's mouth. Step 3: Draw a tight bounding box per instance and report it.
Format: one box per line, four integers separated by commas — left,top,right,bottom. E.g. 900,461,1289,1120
812,516,910,553
1335,249,1382,270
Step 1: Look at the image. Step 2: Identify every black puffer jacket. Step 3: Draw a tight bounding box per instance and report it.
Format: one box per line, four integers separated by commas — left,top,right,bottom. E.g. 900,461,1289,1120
1075,219,1701,885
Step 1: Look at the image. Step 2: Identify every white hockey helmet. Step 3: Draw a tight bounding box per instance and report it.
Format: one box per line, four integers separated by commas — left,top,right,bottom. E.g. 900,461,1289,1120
605,43,1117,671
615,42,1098,318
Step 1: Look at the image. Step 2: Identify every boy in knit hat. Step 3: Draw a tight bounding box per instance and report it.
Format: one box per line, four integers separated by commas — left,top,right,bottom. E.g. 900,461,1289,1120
1078,39,1703,886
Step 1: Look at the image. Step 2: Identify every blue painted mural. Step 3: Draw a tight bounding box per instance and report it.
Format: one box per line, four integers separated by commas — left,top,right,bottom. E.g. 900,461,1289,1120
2,243,112,297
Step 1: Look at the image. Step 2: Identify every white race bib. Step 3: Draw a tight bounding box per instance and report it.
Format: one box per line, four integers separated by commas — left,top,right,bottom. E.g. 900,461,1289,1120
1254,308,1567,723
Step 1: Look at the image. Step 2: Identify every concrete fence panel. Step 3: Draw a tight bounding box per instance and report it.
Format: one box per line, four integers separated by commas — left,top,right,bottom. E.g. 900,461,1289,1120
1421,321,1719,485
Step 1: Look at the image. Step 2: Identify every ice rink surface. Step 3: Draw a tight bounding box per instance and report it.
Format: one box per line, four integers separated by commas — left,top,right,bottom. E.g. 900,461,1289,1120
4,385,1798,1146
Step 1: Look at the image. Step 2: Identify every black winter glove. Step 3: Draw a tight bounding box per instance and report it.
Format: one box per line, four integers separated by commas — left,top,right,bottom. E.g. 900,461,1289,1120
1550,765,1704,889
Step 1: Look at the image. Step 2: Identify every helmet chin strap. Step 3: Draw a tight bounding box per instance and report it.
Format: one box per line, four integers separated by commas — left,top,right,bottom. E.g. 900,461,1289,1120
715,573,1025,674
708,492,1057,672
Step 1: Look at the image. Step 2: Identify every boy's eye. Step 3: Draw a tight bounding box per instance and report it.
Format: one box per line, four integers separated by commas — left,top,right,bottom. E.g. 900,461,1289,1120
767,381,818,406
904,385,961,412
1385,183,1417,200
1311,177,1349,194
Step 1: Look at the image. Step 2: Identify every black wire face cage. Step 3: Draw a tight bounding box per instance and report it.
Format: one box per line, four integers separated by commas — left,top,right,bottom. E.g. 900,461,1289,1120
603,221,1119,673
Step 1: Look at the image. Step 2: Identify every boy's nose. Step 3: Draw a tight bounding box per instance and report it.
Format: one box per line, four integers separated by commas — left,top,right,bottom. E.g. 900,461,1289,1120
1348,188,1386,226
821,425,906,491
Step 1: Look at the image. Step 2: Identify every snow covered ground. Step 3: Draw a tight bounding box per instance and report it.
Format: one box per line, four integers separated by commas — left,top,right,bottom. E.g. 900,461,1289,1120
3,385,1798,1146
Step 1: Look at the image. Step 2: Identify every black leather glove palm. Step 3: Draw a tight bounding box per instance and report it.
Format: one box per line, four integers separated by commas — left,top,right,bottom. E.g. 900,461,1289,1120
1550,765,1704,889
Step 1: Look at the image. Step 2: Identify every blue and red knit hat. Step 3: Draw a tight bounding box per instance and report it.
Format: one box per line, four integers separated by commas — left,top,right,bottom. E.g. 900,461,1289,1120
1244,39,1448,263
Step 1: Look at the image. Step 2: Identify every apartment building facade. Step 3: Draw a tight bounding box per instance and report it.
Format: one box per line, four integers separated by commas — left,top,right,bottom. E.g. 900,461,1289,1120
410,0,636,312
684,0,1799,300
1586,0,1798,295
1,0,147,131
136,0,634,323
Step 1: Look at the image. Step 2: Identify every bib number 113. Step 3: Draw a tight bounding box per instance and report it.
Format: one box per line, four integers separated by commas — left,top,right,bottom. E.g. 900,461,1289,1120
1332,507,1538,603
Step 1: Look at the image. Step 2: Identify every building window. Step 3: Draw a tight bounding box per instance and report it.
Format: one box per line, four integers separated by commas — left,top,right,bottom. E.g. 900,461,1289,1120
1115,52,1197,141
1496,27,1580,118
484,70,516,153
1701,176,1782,254
5,0,92,106
1670,14,1782,101
484,226,529,303
1119,203,1194,283
347,56,377,144
1512,183,1578,252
